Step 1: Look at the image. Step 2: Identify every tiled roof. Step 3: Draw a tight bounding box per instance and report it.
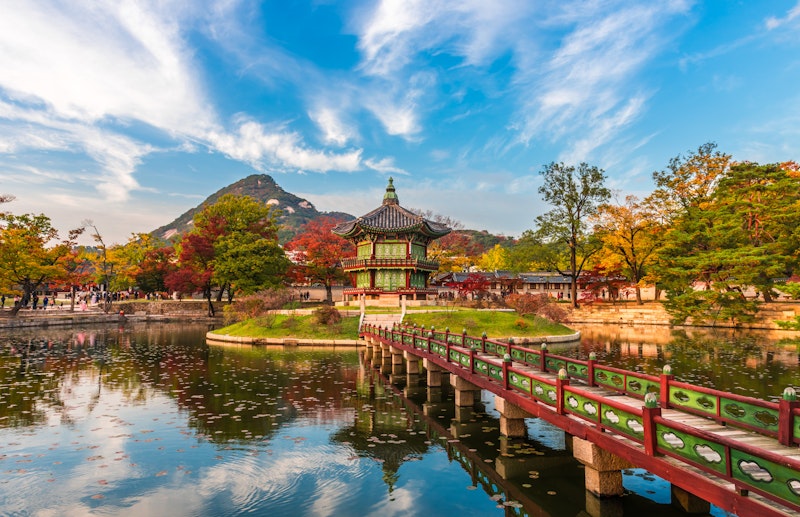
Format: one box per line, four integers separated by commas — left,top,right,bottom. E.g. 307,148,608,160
332,178,450,239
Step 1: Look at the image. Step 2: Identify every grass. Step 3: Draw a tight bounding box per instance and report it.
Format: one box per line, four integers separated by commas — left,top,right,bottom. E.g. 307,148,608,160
402,310,574,338
214,308,573,340
216,314,360,339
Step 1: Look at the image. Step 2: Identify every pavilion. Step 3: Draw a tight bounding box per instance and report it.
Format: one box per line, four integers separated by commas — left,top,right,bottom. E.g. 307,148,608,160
332,178,450,306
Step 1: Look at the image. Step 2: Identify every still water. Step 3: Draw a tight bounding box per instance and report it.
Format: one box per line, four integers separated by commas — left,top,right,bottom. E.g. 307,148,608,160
0,322,798,516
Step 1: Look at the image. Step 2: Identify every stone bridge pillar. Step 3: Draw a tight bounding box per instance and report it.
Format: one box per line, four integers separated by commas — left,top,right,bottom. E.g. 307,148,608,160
391,348,405,375
403,351,420,375
494,396,531,438
572,436,633,498
423,359,443,387
450,376,480,407
380,343,392,373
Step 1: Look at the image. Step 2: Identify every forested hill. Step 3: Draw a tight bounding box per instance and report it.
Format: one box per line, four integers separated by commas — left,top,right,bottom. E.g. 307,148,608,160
151,174,353,243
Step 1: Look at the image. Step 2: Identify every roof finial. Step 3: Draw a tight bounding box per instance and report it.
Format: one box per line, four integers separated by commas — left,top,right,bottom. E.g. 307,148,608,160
382,177,399,205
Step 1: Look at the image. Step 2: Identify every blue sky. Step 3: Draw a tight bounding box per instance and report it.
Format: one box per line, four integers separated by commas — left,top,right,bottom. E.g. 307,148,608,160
1,0,800,245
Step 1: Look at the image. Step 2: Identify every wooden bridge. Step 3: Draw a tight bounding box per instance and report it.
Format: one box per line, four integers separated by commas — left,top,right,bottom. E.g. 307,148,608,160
360,323,800,517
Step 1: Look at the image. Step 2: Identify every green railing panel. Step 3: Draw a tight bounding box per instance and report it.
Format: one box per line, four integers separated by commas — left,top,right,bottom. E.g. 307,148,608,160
524,351,539,365
599,403,645,441
488,363,503,382
531,379,557,406
474,359,489,377
432,343,447,358
545,357,566,373
625,376,660,398
564,391,599,422
730,448,800,507
794,416,800,444
465,337,482,348
508,371,532,394
655,423,727,475
485,342,499,355
510,348,525,362
669,387,717,416
594,367,626,391
495,343,509,356
565,360,589,380
719,397,779,432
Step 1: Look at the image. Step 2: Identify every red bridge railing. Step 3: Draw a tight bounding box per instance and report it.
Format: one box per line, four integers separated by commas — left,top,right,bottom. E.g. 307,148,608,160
361,322,800,514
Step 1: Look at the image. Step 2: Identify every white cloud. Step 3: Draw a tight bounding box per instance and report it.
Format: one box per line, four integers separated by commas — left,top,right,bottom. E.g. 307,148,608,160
207,121,363,173
765,1,800,30
310,107,354,146
364,157,409,176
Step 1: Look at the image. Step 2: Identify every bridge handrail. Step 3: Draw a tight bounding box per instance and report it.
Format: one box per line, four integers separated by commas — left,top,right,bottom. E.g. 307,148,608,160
363,323,800,446
653,413,800,512
361,323,800,514
666,378,784,439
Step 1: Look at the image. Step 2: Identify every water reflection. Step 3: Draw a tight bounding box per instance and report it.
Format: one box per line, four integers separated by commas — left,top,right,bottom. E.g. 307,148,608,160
0,323,741,516
569,324,800,400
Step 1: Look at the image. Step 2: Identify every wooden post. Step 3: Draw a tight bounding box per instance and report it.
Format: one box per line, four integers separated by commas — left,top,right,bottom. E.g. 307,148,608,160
481,332,487,353
660,365,673,408
587,351,597,387
643,393,661,456
502,354,511,391
469,348,475,374
540,343,547,372
557,368,569,415
779,387,799,446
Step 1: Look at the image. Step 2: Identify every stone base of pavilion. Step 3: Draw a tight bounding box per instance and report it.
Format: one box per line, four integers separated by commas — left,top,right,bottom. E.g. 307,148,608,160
336,290,436,307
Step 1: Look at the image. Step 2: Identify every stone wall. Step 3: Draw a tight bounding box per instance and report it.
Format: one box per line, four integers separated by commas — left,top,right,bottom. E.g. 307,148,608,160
568,301,800,330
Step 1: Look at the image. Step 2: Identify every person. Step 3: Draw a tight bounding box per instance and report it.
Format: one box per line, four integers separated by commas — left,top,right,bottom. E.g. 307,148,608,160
0,295,4,308
43,296,49,310
32,295,39,310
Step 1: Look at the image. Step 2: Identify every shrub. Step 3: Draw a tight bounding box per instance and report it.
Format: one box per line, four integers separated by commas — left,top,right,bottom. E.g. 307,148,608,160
224,288,294,324
313,306,342,326
507,293,569,323
515,318,528,329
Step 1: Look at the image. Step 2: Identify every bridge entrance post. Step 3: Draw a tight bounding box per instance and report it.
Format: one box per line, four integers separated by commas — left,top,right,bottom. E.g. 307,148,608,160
495,396,530,438
572,436,633,498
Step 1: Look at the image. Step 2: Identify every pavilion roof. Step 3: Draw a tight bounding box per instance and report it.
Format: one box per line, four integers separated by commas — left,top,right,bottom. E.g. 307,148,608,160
332,178,451,239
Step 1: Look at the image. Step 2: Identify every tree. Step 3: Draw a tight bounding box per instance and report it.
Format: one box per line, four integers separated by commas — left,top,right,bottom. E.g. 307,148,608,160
445,273,490,300
0,213,84,315
166,194,288,316
649,143,760,325
136,246,176,296
594,195,663,304
284,217,354,304
533,162,610,308
476,244,510,272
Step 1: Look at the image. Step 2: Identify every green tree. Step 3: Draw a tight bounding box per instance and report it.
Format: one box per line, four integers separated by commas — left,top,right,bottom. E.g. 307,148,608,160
166,194,288,315
0,213,84,315
533,162,610,308
650,143,758,325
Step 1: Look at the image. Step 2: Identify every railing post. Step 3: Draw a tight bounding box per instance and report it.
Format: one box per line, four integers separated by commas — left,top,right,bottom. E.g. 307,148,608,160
779,387,799,446
481,332,487,353
587,351,597,387
462,328,467,347
445,327,450,345
643,393,661,456
556,368,569,415
469,348,475,374
540,343,547,372
502,354,511,390
660,365,673,408
427,331,433,352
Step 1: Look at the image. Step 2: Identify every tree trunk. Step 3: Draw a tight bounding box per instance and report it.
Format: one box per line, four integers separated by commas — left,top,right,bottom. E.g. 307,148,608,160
204,287,215,317
325,284,333,305
635,285,643,305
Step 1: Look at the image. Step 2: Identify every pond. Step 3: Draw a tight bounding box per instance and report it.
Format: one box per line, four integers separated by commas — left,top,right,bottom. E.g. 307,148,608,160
1,322,797,516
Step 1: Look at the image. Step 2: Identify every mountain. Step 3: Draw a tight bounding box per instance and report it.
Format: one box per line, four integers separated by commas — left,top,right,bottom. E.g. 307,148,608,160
151,174,353,243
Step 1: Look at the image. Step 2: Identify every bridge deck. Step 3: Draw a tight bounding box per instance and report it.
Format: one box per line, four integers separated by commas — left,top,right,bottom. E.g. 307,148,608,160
363,324,800,517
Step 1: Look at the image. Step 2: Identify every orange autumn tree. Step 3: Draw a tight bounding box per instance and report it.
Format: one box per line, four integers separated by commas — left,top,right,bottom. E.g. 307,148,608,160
285,217,355,305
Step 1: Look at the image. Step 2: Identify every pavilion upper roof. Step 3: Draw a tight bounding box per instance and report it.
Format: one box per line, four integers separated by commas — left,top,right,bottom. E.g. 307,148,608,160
332,178,451,239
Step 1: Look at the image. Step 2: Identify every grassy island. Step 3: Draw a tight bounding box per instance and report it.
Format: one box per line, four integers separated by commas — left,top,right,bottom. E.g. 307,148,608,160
215,308,573,341
402,310,574,338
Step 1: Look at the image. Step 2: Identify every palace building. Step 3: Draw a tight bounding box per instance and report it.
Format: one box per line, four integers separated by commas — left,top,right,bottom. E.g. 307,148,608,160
332,178,450,305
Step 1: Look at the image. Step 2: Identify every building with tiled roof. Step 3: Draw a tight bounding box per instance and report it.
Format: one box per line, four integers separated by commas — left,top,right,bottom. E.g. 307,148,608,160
332,178,451,304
